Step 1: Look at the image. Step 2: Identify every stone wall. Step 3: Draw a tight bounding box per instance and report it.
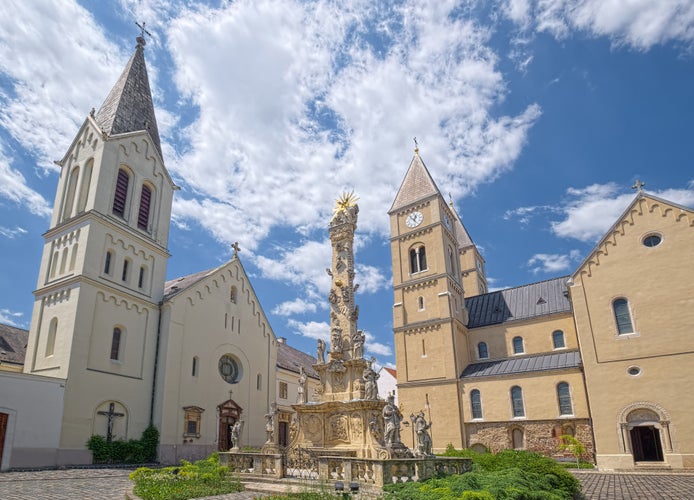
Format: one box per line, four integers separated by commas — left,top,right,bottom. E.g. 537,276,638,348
466,419,594,461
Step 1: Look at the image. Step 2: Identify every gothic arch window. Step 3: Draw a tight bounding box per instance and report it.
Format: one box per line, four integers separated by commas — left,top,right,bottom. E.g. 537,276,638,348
59,247,69,275
613,298,634,334
45,317,58,357
137,183,153,231
418,296,425,310
448,245,456,274
230,286,237,303
104,250,113,275
76,159,93,213
192,356,199,377
511,386,525,417
112,168,131,218
62,166,80,221
110,327,124,361
512,336,524,354
409,245,427,274
552,330,565,349
557,382,573,415
470,389,483,419
477,341,488,359
50,251,59,278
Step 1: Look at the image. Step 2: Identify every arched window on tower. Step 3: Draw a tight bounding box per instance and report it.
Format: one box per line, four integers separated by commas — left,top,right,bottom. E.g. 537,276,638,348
552,330,566,349
613,298,634,334
61,166,80,222
512,336,524,354
104,251,113,275
409,245,427,274
137,184,153,231
112,168,130,218
557,382,573,415
45,318,58,357
110,327,123,361
76,159,93,213
418,296,425,310
448,245,456,274
477,342,489,359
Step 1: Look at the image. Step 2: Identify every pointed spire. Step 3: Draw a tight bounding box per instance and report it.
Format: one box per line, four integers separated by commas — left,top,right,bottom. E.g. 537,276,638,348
389,152,442,213
94,35,162,158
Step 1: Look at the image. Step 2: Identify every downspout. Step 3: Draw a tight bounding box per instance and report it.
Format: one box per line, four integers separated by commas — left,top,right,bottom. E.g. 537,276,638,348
149,300,164,426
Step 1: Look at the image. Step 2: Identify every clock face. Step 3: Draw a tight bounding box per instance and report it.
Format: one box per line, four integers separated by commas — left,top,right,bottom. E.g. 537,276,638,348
406,211,423,228
444,214,452,230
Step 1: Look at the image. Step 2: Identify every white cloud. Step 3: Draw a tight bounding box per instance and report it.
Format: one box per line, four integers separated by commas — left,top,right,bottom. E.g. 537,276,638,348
504,0,694,50
0,146,51,217
363,330,393,358
0,308,24,327
272,298,317,316
287,319,329,341
0,225,28,239
527,249,581,274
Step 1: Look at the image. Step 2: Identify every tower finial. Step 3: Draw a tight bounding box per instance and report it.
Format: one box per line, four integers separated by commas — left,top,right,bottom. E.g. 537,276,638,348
413,137,419,155
135,21,152,47
448,192,454,208
631,179,645,192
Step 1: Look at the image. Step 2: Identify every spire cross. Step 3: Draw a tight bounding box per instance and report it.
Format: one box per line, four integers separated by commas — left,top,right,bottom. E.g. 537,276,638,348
231,242,241,255
135,21,152,46
413,137,419,154
631,179,645,192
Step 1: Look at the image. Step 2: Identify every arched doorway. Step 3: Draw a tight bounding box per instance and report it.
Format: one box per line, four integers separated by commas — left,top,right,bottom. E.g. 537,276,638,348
618,403,672,463
217,400,243,452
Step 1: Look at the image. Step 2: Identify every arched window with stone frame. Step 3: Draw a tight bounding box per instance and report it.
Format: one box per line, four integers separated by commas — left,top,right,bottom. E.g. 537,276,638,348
477,341,489,359
45,317,58,357
112,167,131,218
61,165,80,222
110,327,124,361
511,385,525,417
613,298,635,334
137,183,154,231
470,389,483,419
409,245,427,274
557,382,573,416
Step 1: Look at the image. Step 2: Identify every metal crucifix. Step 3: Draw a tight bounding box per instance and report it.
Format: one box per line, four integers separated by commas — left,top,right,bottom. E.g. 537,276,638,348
97,402,125,443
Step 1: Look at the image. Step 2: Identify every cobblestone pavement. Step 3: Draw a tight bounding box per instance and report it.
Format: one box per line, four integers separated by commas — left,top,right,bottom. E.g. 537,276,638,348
3,468,694,499
573,471,694,500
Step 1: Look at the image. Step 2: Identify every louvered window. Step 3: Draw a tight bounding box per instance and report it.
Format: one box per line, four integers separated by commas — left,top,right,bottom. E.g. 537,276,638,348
138,185,152,230
112,169,130,217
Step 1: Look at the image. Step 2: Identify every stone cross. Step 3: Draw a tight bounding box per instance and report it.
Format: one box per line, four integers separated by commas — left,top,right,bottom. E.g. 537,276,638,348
631,179,645,192
97,402,125,443
231,242,241,256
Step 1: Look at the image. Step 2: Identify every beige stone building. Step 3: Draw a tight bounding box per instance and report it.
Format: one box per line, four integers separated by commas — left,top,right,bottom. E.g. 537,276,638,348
0,36,315,469
389,150,693,470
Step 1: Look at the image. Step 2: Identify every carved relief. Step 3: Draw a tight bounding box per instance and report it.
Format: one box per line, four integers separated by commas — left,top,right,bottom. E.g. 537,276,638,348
351,412,363,440
304,415,322,440
329,414,349,442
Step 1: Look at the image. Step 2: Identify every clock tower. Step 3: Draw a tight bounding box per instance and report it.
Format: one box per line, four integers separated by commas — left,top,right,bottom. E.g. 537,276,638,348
388,148,470,451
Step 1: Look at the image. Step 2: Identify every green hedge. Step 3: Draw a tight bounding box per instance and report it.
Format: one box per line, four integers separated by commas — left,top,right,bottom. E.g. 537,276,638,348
87,424,159,464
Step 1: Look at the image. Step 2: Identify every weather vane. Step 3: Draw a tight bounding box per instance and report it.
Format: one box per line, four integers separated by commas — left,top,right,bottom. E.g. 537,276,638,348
135,21,152,46
631,179,645,192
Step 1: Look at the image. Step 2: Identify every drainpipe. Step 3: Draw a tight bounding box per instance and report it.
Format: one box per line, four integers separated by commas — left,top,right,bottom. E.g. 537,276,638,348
149,300,164,426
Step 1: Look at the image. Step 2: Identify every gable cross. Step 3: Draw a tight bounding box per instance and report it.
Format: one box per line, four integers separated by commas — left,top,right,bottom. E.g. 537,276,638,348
631,179,645,192
97,402,125,443
231,241,241,256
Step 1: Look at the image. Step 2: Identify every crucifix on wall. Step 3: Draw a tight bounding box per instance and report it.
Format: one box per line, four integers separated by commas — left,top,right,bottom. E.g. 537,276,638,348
97,402,125,443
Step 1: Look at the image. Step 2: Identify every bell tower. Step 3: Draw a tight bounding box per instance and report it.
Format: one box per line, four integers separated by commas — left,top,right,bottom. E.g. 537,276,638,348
23,34,177,464
388,147,469,451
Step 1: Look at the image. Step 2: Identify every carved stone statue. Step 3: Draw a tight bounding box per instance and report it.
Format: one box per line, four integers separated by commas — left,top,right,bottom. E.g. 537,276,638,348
382,393,403,447
264,402,277,443
410,411,433,457
330,327,342,352
316,339,326,364
297,366,307,404
352,329,365,359
363,364,379,400
231,419,244,450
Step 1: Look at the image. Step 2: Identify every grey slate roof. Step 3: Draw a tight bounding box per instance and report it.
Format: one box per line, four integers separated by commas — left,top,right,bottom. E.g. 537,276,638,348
277,341,319,379
163,267,217,300
389,154,442,213
465,276,571,328
0,323,29,366
94,38,162,158
461,350,581,379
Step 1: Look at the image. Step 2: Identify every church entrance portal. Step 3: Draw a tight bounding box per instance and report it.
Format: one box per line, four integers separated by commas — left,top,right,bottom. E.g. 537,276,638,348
630,425,664,462
217,400,242,452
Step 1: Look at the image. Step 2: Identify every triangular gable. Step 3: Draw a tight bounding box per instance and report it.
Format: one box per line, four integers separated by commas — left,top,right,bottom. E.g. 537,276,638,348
389,154,443,213
571,192,694,279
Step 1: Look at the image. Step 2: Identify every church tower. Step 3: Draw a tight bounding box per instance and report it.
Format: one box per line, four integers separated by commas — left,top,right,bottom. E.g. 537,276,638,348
388,148,471,451
23,35,176,464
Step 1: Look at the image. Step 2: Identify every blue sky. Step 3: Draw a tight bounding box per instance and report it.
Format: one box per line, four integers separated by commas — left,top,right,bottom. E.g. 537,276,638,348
1,0,693,366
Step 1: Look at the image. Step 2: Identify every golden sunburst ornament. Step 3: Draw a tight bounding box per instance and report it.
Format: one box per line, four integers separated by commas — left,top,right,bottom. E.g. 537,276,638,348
334,191,359,213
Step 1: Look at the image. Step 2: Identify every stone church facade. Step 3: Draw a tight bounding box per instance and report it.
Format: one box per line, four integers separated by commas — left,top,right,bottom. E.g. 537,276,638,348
389,150,694,470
